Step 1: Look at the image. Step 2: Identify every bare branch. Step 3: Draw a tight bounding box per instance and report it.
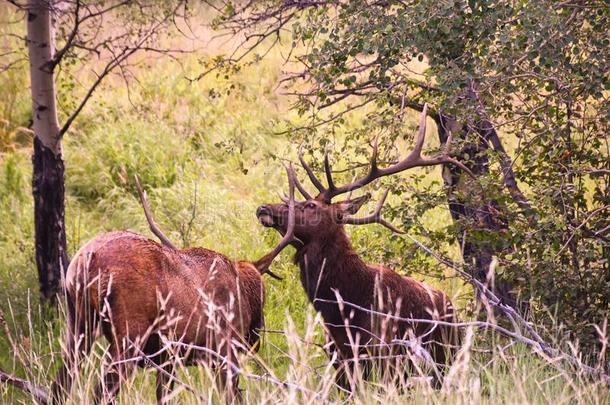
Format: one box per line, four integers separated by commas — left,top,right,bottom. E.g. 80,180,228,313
0,369,48,404
404,233,610,381
467,79,538,222
56,1,187,140
314,297,548,350
116,339,325,400
49,0,81,69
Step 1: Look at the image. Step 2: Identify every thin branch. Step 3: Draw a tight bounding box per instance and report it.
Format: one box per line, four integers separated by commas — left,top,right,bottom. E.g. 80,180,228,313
115,340,327,401
56,1,184,140
404,233,609,381
0,369,48,404
315,297,546,350
49,0,81,70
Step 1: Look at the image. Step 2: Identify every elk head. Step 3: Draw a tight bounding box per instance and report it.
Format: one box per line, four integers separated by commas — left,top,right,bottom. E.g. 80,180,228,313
257,104,474,239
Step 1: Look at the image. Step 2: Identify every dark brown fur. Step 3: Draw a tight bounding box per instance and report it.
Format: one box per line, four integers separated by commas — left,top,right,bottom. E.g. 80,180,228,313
258,198,460,388
52,231,264,404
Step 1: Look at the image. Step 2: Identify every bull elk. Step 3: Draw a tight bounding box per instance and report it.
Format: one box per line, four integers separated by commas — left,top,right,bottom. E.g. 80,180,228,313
51,168,297,404
256,105,469,388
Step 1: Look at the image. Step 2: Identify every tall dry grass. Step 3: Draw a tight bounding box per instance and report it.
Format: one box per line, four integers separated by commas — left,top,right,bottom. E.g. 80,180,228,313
0,4,608,403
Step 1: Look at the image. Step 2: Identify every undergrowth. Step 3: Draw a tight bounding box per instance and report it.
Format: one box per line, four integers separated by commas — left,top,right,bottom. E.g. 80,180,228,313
0,18,608,404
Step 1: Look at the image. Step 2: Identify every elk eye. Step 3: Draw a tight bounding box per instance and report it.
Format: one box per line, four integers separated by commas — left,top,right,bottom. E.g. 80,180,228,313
304,202,316,209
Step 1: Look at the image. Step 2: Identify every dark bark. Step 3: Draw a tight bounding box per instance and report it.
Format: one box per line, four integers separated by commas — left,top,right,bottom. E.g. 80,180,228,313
32,137,69,303
436,113,516,307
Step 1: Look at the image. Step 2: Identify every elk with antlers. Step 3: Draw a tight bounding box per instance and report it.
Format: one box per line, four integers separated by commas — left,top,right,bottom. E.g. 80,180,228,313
51,168,296,404
256,105,468,388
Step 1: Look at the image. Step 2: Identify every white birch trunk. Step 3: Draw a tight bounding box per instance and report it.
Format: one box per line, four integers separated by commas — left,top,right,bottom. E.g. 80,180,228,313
27,0,61,153
26,0,69,302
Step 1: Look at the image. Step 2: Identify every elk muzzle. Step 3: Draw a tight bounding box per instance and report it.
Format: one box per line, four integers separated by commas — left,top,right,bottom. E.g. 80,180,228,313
256,205,278,228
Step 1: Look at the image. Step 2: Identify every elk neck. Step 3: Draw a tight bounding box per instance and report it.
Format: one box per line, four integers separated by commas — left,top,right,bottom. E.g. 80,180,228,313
293,224,374,307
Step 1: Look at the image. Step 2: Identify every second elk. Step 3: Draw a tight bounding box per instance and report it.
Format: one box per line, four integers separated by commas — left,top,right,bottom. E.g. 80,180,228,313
51,168,297,404
256,105,469,389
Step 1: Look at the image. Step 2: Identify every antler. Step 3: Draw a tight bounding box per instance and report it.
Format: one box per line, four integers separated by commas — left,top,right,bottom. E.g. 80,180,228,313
254,164,297,279
342,189,405,234
298,144,325,198
134,175,178,250
293,150,315,200
298,104,475,202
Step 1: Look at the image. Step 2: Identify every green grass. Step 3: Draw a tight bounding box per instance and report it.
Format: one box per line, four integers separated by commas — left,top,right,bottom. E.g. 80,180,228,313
0,19,608,404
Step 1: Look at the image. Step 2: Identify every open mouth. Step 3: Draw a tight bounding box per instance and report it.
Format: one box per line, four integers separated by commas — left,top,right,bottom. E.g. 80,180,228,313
256,206,277,228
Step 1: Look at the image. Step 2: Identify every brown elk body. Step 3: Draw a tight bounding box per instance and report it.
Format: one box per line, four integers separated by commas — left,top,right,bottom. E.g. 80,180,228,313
258,201,458,386
52,231,262,403
257,105,467,388
51,171,297,404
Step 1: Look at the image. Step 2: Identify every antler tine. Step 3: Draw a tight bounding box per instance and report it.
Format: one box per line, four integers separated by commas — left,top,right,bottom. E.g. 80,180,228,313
134,175,178,250
346,135,379,202
379,103,475,177
254,163,297,279
357,103,430,177
298,144,327,194
293,172,313,200
319,103,474,201
323,152,336,191
342,189,405,234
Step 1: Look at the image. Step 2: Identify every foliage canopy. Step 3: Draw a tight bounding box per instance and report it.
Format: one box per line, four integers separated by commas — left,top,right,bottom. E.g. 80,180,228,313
219,0,610,350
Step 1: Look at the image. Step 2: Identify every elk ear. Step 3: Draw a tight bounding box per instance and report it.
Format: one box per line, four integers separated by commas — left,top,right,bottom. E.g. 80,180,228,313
334,193,371,216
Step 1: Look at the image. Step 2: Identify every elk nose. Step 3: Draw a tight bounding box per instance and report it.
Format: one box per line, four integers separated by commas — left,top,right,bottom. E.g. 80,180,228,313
256,205,272,217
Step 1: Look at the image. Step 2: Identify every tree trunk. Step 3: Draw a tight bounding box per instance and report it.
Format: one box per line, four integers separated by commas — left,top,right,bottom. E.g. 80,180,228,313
27,0,68,303
436,113,516,307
